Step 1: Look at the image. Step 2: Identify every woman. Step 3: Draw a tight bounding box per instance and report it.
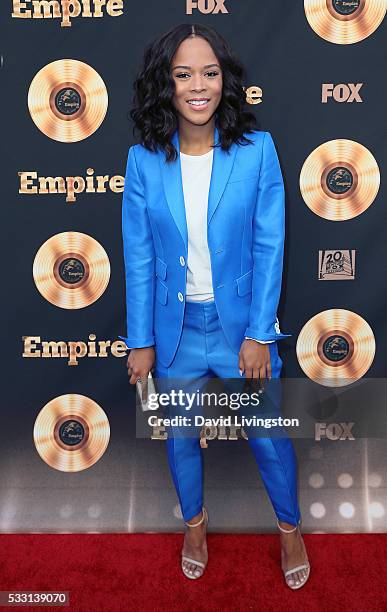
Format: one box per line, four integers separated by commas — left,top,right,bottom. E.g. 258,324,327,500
119,23,310,589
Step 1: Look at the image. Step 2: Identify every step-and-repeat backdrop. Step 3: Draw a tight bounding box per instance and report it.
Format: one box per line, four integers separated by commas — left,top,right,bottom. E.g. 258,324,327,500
2,1,386,533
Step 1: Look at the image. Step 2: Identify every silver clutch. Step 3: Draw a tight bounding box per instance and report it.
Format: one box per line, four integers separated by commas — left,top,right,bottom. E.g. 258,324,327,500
136,371,159,411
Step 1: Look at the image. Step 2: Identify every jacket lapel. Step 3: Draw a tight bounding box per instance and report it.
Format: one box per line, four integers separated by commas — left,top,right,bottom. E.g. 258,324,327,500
158,124,237,250
207,126,237,226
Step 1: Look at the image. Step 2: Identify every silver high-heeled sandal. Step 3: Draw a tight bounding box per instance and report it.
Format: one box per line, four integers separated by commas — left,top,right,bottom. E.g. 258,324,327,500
277,519,310,590
181,507,208,580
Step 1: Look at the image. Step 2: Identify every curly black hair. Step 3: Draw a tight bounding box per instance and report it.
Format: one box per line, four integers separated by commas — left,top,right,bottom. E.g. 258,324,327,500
128,23,259,162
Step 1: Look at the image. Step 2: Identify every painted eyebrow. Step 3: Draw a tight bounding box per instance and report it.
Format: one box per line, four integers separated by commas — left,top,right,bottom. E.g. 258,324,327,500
172,63,220,70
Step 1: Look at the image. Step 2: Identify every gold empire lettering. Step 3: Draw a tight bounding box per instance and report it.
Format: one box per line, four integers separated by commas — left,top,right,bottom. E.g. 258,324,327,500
18,169,124,203
151,424,249,442
22,334,128,365
12,0,123,28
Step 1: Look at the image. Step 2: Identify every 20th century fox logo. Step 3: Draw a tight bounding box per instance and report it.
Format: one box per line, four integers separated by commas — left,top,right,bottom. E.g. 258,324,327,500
315,422,355,441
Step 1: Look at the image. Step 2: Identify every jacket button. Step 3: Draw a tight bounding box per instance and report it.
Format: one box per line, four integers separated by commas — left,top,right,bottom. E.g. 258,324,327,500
178,292,184,302
179,256,185,266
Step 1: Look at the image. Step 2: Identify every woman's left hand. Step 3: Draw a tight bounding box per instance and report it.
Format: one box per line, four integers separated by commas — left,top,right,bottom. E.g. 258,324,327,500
238,340,272,388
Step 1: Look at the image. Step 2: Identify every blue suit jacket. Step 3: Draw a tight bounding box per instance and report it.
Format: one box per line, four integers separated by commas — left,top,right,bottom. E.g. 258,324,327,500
119,126,291,367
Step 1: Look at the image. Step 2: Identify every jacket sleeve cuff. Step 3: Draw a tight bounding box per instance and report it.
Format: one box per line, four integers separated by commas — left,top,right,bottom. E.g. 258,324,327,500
245,337,275,344
244,328,292,341
118,335,155,349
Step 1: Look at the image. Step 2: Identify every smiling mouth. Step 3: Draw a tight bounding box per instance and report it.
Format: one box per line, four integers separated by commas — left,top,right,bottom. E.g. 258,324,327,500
187,99,210,106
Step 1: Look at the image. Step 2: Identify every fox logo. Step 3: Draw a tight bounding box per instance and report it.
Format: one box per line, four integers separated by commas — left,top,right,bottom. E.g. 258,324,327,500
315,422,355,441
186,0,228,14
322,83,363,103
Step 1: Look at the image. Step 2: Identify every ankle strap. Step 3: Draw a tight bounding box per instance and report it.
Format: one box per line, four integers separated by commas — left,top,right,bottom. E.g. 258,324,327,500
184,507,207,528
277,518,299,533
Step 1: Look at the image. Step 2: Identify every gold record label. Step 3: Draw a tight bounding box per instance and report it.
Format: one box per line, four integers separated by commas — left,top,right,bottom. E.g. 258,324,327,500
27,59,108,142
296,309,375,387
33,231,110,309
33,394,110,472
300,139,380,220
304,0,386,44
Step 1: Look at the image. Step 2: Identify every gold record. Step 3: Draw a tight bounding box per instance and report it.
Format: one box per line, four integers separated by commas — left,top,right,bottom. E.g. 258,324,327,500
304,0,386,44
33,394,110,472
33,231,110,309
27,59,108,142
296,309,375,387
300,139,380,221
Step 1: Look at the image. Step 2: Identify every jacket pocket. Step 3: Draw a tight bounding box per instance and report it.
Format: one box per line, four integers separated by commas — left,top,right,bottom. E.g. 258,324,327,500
236,269,253,296
155,277,168,305
155,256,167,280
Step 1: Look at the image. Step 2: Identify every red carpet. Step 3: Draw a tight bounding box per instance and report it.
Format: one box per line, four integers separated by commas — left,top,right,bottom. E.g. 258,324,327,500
0,533,386,612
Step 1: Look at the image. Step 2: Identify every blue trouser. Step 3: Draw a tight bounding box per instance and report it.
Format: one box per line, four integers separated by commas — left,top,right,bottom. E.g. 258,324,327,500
154,299,301,526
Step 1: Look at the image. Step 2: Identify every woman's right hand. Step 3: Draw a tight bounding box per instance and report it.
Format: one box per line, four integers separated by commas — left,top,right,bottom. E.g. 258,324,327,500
127,347,156,401
127,347,155,385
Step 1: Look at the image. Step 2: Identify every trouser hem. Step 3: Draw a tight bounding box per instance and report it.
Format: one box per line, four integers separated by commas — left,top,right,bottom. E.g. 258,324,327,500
275,512,302,527
183,505,204,523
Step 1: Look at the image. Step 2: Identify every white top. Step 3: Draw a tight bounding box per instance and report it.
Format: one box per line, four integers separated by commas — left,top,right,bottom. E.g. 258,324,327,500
180,149,215,302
